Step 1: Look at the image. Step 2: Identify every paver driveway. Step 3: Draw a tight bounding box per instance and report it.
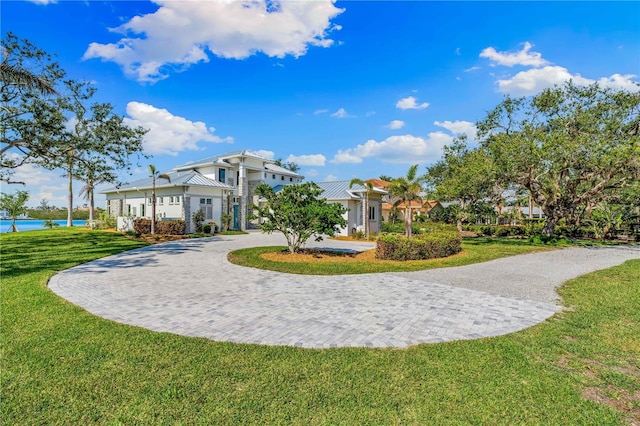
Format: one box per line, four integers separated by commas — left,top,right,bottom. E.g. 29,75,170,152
49,233,640,348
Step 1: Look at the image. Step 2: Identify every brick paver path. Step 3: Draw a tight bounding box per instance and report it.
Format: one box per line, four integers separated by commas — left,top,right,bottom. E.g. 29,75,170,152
49,233,640,348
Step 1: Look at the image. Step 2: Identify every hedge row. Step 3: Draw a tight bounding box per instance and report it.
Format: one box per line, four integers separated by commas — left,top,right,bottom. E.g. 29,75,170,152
376,231,462,261
133,219,186,235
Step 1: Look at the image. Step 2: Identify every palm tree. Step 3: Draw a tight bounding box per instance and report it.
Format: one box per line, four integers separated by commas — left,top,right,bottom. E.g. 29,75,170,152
388,164,424,238
0,62,56,95
349,178,376,239
78,168,110,222
149,165,170,235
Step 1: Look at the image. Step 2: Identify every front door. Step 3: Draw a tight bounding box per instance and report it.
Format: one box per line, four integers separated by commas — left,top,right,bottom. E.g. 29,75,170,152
233,204,239,229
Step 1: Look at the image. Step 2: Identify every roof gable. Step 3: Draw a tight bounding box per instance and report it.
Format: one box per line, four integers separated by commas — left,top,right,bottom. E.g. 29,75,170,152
101,170,232,194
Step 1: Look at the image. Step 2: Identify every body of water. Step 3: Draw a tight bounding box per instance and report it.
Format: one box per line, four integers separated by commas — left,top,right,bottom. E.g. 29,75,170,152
1,219,87,233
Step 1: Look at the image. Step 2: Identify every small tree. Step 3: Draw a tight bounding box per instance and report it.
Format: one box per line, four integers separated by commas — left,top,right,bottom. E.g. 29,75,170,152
192,209,205,233
251,182,348,253
0,190,29,232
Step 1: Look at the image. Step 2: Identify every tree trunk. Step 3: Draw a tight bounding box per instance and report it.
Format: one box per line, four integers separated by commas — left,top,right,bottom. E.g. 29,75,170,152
10,219,18,232
365,194,369,239
456,218,463,233
151,192,156,235
67,167,73,227
542,216,559,237
405,206,412,238
89,188,95,221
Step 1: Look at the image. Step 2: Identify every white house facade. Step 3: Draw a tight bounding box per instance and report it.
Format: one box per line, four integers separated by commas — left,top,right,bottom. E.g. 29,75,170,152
101,150,304,233
313,180,386,237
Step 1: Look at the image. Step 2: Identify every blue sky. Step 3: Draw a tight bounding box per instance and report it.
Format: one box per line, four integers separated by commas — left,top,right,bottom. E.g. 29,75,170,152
3,0,639,208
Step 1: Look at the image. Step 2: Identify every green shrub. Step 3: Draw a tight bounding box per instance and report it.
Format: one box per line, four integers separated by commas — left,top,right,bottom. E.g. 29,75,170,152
202,224,212,234
192,210,205,233
376,231,461,261
527,235,572,245
93,211,116,230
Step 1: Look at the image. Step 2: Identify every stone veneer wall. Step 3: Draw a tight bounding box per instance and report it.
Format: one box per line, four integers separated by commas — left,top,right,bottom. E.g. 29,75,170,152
183,195,191,234
246,180,263,229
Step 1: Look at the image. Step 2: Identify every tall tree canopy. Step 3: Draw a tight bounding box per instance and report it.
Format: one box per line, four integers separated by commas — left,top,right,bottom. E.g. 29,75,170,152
1,33,65,184
1,34,147,224
251,182,348,253
425,137,495,231
478,81,640,236
51,80,146,226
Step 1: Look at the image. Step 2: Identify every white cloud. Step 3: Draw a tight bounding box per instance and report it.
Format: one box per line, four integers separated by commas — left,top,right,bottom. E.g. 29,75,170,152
123,101,233,156
396,96,429,110
496,66,640,95
480,41,548,68
332,150,363,164
252,150,275,160
305,169,319,177
324,174,339,182
464,66,480,72
386,120,405,130
365,111,376,117
331,132,452,165
314,109,329,115
331,108,354,118
434,120,478,140
84,0,344,83
28,0,56,4
285,154,326,166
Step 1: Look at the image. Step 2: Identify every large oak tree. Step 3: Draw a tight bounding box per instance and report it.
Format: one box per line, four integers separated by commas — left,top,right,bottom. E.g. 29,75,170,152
478,81,640,237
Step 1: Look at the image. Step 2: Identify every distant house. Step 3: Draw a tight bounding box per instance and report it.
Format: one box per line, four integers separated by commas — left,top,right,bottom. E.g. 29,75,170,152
382,199,444,222
315,180,387,237
260,180,387,237
101,150,304,233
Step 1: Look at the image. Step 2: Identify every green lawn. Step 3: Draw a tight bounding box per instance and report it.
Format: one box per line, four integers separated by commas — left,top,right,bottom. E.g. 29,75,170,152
2,228,639,424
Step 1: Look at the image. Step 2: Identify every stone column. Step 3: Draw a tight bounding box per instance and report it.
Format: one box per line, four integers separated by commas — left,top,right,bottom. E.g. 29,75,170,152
238,161,247,230
183,195,191,234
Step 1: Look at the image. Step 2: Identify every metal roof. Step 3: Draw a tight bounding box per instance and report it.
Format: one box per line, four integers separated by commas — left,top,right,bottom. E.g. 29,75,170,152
315,180,365,200
101,170,233,194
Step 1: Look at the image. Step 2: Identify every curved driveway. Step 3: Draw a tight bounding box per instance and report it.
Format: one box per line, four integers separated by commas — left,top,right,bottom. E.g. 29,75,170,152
48,233,640,348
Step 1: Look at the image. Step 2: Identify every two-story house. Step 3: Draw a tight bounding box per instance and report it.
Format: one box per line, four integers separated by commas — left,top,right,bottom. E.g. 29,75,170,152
101,150,304,233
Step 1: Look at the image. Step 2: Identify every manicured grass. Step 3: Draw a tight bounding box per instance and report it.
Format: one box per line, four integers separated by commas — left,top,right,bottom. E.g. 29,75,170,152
227,237,557,274
2,229,639,424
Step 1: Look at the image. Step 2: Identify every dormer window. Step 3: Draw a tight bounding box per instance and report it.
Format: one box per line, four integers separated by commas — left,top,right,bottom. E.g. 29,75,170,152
218,168,226,183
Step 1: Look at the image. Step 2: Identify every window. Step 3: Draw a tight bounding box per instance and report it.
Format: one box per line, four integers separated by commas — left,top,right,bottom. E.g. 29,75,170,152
147,197,152,205
218,168,226,183
158,197,164,205
281,176,285,181
169,196,174,205
175,196,181,204
272,174,276,179
289,177,293,182
369,206,376,221
199,198,213,220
